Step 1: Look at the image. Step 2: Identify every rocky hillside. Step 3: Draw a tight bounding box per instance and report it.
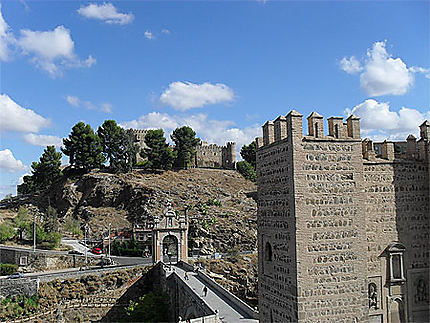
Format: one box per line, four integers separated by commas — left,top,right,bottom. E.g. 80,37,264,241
191,253,258,308
1,168,257,254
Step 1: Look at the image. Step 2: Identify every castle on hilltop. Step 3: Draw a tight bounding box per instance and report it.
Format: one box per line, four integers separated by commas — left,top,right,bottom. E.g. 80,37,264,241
131,129,236,169
256,111,429,322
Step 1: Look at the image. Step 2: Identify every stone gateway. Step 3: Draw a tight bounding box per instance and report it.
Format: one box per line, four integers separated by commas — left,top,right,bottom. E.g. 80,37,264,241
256,111,429,322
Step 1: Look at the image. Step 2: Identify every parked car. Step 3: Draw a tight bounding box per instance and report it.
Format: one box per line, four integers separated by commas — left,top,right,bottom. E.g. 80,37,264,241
92,247,102,254
68,250,83,255
7,272,23,279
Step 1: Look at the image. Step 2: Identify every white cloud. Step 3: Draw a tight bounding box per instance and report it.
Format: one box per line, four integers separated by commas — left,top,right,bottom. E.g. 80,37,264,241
65,95,112,113
341,41,430,96
161,29,171,35
410,66,430,79
121,112,261,151
66,95,80,107
100,103,113,113
160,81,235,111
23,133,63,147
144,30,154,40
340,56,362,74
18,25,95,77
0,149,28,173
0,94,50,133
360,41,413,96
77,3,134,25
345,99,430,140
0,4,16,61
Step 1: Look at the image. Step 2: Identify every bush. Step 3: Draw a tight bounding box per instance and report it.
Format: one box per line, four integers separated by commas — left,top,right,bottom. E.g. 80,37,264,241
0,222,15,243
236,161,256,182
0,263,18,275
207,198,222,207
111,239,145,257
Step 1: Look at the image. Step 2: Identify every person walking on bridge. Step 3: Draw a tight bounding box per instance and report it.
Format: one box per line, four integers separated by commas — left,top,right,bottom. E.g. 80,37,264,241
203,286,208,297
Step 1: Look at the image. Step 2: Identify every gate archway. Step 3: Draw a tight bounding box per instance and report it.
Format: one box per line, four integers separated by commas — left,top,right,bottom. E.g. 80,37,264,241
152,201,188,263
163,235,178,263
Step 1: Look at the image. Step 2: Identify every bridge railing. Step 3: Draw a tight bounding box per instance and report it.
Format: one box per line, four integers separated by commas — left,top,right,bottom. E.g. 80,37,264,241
176,260,259,320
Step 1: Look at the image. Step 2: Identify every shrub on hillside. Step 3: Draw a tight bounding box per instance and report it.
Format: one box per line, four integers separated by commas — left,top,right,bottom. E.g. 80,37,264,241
0,263,18,275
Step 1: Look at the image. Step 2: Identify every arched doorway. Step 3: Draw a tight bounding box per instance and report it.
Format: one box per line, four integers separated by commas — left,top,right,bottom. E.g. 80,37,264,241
162,235,178,263
390,299,404,323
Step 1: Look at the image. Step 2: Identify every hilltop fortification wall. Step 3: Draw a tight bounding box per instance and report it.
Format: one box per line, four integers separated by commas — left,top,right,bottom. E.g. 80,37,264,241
130,128,237,169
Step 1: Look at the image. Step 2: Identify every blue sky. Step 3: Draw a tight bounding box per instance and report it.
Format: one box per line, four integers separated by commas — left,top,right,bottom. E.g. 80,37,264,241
0,0,429,198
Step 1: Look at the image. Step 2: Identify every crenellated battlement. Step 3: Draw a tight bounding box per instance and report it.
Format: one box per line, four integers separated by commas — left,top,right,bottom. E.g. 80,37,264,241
257,110,361,149
196,141,236,169
257,110,430,323
362,120,430,162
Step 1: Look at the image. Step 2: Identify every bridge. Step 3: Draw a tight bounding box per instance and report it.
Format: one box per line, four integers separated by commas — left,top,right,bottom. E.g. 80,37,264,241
150,261,258,323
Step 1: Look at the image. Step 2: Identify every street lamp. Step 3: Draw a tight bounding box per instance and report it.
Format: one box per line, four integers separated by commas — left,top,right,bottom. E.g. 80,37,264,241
108,223,111,261
84,224,89,268
33,213,36,252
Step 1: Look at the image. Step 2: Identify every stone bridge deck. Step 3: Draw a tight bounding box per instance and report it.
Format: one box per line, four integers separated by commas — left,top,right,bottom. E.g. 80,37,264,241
170,265,258,323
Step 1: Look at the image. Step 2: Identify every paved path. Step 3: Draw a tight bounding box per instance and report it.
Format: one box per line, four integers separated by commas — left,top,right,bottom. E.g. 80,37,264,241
169,265,258,323
62,238,92,254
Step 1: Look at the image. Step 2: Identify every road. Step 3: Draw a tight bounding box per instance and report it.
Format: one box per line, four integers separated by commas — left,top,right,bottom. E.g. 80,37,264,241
61,238,151,265
0,260,153,281
61,238,91,254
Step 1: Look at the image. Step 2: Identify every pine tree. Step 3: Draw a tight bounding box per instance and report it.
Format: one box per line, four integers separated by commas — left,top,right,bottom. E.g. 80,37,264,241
111,129,139,173
62,122,105,171
171,126,200,169
141,129,176,170
98,120,123,167
32,146,62,189
98,121,138,173
17,175,36,195
17,146,62,194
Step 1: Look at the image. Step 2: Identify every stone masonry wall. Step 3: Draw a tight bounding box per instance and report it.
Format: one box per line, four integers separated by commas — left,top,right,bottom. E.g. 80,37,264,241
364,159,429,322
257,112,369,323
0,247,99,273
256,113,299,322
292,134,368,322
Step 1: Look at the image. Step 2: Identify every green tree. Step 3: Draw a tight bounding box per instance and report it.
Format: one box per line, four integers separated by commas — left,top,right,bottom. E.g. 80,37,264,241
98,121,138,173
17,175,36,195
141,129,176,170
32,146,62,189
125,292,169,322
44,206,59,232
111,129,139,173
236,161,257,182
97,120,123,167
62,122,105,171
240,140,257,169
17,146,62,194
13,207,31,241
171,126,200,169
0,222,15,243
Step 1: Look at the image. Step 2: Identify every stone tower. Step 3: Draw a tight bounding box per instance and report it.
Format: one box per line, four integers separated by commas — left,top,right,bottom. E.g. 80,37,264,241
257,111,369,322
256,110,429,322
222,142,237,169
